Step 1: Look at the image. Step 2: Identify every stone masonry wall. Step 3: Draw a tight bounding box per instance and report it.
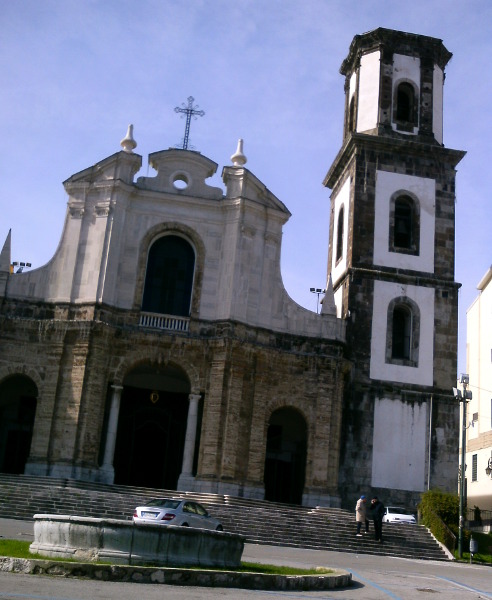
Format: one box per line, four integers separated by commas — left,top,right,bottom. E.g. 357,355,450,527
326,135,461,508
0,305,348,503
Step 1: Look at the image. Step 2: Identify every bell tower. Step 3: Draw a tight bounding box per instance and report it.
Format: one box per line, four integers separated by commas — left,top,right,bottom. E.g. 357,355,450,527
324,29,465,505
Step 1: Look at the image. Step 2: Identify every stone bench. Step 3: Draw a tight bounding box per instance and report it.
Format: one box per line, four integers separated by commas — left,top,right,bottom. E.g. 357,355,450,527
30,514,244,568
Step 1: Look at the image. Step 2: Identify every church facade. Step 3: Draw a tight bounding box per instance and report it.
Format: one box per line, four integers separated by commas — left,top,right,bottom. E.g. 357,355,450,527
0,28,463,509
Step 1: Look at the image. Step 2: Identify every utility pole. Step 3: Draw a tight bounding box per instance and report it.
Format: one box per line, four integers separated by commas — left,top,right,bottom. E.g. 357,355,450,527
454,374,472,558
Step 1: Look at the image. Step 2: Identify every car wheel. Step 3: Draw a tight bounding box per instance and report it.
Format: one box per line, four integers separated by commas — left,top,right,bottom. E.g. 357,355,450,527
216,525,223,531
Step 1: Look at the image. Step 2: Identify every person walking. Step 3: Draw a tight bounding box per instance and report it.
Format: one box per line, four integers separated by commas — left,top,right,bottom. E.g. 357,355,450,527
355,494,369,536
370,496,385,542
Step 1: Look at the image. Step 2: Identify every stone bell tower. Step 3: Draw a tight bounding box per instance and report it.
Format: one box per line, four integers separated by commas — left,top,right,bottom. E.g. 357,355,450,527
323,29,465,506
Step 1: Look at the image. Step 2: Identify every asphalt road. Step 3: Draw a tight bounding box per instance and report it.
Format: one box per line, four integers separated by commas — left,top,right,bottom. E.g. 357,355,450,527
1,518,491,599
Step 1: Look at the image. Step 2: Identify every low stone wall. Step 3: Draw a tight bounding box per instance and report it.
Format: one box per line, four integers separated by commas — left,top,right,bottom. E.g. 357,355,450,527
0,557,353,590
30,514,244,568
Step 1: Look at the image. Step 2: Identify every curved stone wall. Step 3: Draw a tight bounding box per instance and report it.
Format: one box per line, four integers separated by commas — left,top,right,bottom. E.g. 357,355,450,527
30,514,244,568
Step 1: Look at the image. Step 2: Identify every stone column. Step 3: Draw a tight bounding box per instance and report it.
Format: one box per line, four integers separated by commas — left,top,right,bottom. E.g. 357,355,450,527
99,384,123,483
177,393,201,489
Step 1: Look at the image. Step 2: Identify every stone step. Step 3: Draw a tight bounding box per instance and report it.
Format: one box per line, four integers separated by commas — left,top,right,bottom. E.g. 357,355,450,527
0,500,436,546
0,474,449,561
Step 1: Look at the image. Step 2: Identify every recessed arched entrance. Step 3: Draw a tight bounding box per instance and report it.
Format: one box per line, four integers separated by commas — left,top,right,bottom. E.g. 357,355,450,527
264,407,307,505
112,363,191,490
0,375,37,474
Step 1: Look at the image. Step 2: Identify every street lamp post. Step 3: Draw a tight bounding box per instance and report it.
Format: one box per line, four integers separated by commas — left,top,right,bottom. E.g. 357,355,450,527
309,287,325,314
454,374,472,558
10,261,32,274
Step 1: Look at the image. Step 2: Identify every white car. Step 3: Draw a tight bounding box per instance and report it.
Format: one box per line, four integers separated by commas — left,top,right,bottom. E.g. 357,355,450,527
382,506,416,524
133,498,223,530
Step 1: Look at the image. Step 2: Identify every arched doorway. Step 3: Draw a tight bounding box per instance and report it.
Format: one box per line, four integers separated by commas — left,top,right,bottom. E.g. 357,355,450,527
264,407,307,505
112,363,191,490
0,375,37,474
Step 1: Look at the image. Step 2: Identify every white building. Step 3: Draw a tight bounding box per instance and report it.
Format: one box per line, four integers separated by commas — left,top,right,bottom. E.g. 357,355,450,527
465,266,492,511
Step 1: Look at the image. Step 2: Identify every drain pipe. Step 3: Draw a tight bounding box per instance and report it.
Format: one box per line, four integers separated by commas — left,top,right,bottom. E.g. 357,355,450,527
427,394,433,490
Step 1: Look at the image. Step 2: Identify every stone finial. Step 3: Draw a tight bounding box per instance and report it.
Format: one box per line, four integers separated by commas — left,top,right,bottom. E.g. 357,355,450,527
320,274,337,316
231,138,247,166
120,124,137,153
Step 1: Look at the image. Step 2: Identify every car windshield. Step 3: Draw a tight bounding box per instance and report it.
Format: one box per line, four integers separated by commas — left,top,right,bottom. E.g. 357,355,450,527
147,499,181,509
388,507,413,515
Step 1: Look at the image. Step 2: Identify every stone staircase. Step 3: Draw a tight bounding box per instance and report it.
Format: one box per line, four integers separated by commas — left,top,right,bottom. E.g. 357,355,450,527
0,473,450,561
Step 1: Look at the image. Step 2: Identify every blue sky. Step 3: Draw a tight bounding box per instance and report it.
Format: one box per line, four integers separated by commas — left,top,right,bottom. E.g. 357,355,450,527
1,0,490,375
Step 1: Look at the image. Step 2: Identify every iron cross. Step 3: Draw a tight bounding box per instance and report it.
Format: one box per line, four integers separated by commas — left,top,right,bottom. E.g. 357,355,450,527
174,96,205,150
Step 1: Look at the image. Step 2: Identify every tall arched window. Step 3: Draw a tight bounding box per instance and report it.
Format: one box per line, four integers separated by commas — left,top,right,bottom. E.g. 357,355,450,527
386,298,420,366
348,96,356,133
392,305,412,360
390,193,420,255
394,196,413,249
336,206,344,263
396,82,415,123
142,235,195,317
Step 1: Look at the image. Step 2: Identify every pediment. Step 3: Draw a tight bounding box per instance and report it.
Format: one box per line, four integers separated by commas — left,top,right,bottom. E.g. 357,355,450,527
136,149,223,199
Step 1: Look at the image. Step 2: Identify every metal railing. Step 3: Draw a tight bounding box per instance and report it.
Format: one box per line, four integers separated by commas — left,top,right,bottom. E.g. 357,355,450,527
466,507,492,526
139,312,190,332
421,508,456,554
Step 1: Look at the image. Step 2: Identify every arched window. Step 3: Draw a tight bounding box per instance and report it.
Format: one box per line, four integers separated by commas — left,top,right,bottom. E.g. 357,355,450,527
392,305,412,360
348,96,356,133
389,194,420,255
396,82,415,123
386,298,420,366
141,235,195,317
336,206,344,263
394,196,413,249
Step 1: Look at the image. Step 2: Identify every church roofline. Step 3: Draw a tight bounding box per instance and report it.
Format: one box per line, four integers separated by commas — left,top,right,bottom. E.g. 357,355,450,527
477,266,492,291
63,150,143,185
148,148,219,178
340,28,453,75
222,165,291,216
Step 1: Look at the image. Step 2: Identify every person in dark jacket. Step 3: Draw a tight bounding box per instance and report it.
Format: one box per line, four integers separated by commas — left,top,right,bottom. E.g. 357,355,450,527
370,496,385,542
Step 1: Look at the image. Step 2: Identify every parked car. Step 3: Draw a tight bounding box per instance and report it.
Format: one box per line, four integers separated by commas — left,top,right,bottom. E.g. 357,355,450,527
133,498,223,530
382,506,416,524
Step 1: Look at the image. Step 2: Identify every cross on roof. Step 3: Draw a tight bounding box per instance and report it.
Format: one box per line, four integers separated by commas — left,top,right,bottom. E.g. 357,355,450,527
174,96,205,150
